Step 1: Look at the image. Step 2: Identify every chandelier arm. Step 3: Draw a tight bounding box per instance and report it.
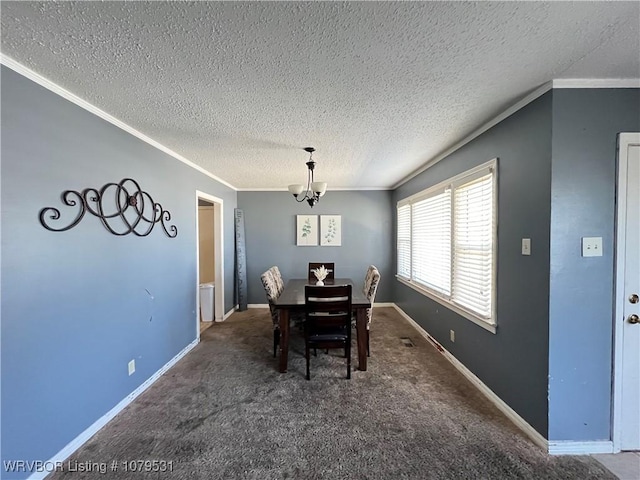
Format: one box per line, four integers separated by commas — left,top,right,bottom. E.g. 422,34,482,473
289,146,324,208
299,163,314,201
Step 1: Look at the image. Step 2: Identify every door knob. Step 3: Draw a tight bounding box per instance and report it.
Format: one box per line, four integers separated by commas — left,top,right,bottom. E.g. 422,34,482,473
629,294,639,304
628,314,640,324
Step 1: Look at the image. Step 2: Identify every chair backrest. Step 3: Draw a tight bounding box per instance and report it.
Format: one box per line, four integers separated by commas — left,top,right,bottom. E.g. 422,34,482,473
363,265,381,328
364,265,381,302
305,284,352,333
260,269,279,325
308,262,335,282
269,266,284,297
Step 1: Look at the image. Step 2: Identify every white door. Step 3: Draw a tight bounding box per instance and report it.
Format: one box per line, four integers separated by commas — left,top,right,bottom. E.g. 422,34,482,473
615,133,640,451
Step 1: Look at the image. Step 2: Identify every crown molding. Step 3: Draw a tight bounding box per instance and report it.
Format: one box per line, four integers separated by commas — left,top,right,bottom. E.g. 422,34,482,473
393,78,640,189
4,53,636,193
393,81,554,189
552,78,640,88
1,54,238,191
236,186,392,192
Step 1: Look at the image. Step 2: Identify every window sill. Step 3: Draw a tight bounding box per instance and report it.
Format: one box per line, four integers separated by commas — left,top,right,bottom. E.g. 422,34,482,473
396,276,497,334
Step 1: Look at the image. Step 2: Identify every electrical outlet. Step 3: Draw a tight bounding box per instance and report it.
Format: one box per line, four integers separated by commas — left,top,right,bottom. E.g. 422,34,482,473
582,237,603,257
128,359,135,376
450,330,455,342
521,238,531,256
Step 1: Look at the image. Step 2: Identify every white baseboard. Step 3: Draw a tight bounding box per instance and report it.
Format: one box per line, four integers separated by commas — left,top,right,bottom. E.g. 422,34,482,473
392,304,549,452
29,339,198,480
548,440,614,455
222,306,237,320
393,304,618,455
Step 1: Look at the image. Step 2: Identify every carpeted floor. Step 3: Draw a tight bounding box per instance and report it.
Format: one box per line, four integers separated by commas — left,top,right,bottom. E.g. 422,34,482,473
50,307,615,479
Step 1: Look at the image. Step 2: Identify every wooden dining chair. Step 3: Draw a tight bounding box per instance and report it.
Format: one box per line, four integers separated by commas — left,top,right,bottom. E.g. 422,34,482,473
362,265,381,357
308,262,335,282
304,284,352,380
260,269,281,357
261,266,304,357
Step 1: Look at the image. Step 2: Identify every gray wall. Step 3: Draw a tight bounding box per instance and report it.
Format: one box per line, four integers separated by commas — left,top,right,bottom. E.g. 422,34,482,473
548,88,640,441
393,93,553,437
392,88,640,443
238,191,393,305
1,66,237,476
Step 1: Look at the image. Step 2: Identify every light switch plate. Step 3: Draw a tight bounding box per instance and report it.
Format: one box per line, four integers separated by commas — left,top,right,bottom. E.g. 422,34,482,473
582,237,603,257
521,238,531,256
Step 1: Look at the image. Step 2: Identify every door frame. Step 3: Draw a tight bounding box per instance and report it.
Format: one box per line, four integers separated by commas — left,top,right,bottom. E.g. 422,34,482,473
195,191,225,338
612,132,640,451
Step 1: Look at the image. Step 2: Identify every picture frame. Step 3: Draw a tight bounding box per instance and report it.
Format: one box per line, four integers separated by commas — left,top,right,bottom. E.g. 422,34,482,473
296,215,318,246
320,215,342,246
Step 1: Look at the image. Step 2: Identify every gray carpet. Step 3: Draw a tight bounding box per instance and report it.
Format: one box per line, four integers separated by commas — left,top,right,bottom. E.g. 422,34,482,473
51,308,614,479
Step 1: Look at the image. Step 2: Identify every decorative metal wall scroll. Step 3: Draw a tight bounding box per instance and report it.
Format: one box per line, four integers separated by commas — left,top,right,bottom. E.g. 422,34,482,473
39,178,177,237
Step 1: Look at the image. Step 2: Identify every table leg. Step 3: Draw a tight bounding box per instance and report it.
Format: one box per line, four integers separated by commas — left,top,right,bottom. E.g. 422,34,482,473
356,307,367,371
278,309,290,373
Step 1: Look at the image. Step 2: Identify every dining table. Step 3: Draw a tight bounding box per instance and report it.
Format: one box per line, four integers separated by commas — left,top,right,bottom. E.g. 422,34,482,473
273,278,371,373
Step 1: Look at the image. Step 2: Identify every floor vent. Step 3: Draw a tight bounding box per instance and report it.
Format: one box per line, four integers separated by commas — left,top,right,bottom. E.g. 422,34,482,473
400,337,414,347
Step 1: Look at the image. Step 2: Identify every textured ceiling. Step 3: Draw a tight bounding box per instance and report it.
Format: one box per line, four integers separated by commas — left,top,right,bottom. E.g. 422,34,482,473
1,1,639,190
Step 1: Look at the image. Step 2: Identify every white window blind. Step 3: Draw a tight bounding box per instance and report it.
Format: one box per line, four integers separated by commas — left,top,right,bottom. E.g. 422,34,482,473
452,173,494,319
396,160,497,327
397,204,411,278
411,191,451,295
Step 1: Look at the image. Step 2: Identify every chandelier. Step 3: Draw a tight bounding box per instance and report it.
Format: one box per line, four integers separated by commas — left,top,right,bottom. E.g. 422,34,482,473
287,147,327,207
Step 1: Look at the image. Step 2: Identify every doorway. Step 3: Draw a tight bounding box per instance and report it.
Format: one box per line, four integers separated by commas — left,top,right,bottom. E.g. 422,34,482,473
195,191,224,338
612,133,640,452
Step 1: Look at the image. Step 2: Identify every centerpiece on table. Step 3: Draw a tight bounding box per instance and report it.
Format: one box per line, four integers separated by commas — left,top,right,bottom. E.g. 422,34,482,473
313,265,329,286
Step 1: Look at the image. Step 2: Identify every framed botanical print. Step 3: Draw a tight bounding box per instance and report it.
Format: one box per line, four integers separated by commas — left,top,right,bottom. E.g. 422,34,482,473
320,215,341,246
296,215,318,246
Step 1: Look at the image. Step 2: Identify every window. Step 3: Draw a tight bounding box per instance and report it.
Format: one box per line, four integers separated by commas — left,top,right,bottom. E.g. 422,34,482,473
397,204,411,278
397,160,497,330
